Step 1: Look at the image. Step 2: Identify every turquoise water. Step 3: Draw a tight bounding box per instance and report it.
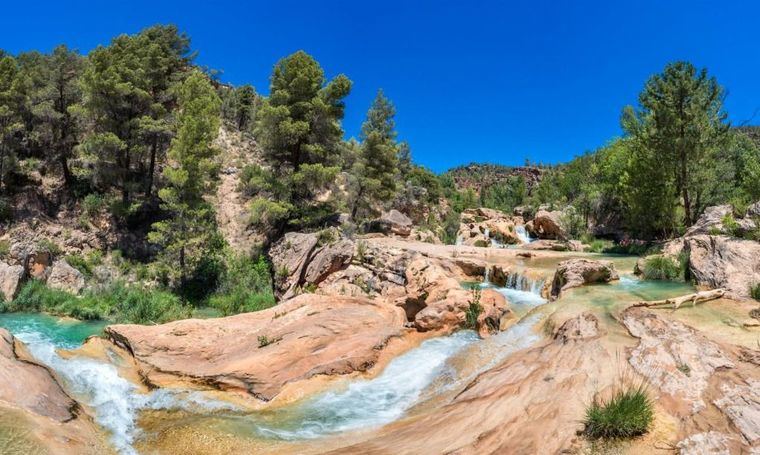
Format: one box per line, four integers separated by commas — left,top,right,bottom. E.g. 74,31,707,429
0,313,106,349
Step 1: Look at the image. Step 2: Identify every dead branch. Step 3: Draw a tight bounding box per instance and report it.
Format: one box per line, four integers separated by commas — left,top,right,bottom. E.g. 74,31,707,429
631,289,726,310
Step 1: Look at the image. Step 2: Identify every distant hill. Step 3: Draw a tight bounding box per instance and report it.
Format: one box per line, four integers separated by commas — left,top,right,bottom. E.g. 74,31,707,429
443,163,545,194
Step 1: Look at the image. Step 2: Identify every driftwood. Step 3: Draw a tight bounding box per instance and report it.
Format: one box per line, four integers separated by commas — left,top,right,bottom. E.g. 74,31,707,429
631,289,726,310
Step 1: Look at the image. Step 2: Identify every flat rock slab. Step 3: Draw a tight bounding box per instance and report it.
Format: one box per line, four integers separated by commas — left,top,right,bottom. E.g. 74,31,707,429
105,294,407,401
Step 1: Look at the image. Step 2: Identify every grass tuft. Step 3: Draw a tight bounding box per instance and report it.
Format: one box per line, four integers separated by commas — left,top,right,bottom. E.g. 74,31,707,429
583,384,653,440
642,255,681,281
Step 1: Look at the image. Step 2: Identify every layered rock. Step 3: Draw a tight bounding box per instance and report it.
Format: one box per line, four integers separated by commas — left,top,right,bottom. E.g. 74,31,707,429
104,294,407,401
367,209,413,237
684,235,760,298
0,261,24,302
547,258,618,300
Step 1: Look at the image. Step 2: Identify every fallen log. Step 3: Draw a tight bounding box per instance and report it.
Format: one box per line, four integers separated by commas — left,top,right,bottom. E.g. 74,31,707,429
631,289,726,310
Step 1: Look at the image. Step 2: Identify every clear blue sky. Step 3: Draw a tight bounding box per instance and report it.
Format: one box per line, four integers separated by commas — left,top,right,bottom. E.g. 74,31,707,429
2,1,759,172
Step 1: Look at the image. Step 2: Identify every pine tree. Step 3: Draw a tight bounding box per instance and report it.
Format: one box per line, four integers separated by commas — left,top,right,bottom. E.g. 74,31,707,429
0,56,22,191
351,90,399,219
235,85,256,130
148,70,221,285
622,61,729,228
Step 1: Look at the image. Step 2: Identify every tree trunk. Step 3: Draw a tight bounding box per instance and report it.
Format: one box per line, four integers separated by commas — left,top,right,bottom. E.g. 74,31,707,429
146,135,157,197
631,289,725,309
60,153,71,186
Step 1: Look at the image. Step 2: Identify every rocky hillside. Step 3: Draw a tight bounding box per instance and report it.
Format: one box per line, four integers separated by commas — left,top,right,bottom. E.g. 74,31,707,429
444,163,544,194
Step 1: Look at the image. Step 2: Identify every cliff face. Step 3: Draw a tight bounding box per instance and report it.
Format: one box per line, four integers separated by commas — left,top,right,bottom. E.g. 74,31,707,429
444,163,544,195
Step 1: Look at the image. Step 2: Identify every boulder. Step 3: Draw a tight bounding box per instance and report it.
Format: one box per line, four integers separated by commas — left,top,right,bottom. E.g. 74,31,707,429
46,260,86,294
684,205,732,236
547,258,618,300
552,312,601,342
413,288,511,336
269,231,320,299
685,235,760,298
368,209,413,237
105,294,407,401
0,261,24,301
523,239,584,252
529,209,567,240
303,239,354,285
746,201,760,218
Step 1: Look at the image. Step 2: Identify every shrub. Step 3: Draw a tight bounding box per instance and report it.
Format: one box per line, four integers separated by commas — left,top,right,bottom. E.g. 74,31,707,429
0,198,11,223
642,255,681,281
36,238,62,258
65,254,94,277
750,283,760,301
248,197,291,229
0,240,9,259
207,254,276,316
465,288,483,329
583,384,653,439
82,193,106,217
721,214,741,237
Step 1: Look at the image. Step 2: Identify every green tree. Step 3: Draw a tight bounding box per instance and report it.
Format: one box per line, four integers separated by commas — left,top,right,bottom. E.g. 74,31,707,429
622,61,729,228
80,25,191,204
0,56,22,190
350,90,399,219
148,71,221,285
235,85,256,130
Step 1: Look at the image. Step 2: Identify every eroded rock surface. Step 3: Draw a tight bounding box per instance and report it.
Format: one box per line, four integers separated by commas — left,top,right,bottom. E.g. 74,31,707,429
547,258,618,300
0,261,24,301
528,209,567,240
685,235,760,299
47,259,86,294
105,294,407,401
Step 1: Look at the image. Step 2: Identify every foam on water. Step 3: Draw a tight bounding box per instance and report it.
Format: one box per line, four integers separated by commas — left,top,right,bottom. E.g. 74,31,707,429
515,225,533,244
10,323,236,455
255,330,480,440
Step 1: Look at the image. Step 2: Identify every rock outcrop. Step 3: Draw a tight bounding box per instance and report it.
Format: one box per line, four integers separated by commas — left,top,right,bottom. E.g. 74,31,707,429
0,329,108,454
684,205,733,236
0,261,24,302
684,235,760,299
528,209,567,240
367,209,413,237
547,258,618,300
105,294,407,401
46,260,86,294
457,207,522,246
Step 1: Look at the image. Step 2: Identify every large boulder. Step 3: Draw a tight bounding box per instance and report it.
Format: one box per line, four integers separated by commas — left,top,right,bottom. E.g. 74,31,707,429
367,209,413,237
105,294,407,401
457,208,521,247
547,258,618,300
46,260,86,294
0,261,24,301
684,205,733,236
302,239,354,285
685,235,760,298
413,288,512,337
529,210,567,240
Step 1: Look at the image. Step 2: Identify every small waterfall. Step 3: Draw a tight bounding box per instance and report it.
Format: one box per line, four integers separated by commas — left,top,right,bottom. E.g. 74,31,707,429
515,225,533,244
481,269,546,307
13,329,235,454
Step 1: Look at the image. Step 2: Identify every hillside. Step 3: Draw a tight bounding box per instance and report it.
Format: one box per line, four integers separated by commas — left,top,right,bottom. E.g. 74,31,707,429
444,163,544,194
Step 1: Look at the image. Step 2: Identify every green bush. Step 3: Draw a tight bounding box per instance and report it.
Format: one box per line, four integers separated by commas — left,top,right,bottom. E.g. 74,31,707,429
82,193,106,217
65,254,94,277
0,198,12,223
721,214,741,237
583,385,653,439
750,283,760,301
0,240,9,259
36,239,62,258
464,288,482,329
5,280,189,324
642,255,681,281
207,254,275,316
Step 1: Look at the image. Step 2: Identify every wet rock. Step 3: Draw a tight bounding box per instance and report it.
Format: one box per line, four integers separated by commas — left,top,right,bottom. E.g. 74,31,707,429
105,294,407,401
0,261,24,301
548,258,618,300
622,307,735,414
46,260,86,294
367,209,413,237
685,235,760,299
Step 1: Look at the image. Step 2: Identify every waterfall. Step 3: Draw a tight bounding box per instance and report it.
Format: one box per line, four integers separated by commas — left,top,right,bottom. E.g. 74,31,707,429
515,225,533,244
12,328,235,454
481,269,546,307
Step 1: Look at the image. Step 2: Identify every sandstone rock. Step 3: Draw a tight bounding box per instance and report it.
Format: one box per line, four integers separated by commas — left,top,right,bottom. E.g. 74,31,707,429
685,235,760,298
553,312,600,342
677,431,732,455
523,239,583,251
622,307,734,414
530,209,567,240
409,227,442,244
303,239,354,285
368,209,413,237
548,258,618,300
685,205,733,236
0,261,24,301
46,260,86,294
269,232,320,299
105,294,407,401
413,288,510,336
712,379,760,446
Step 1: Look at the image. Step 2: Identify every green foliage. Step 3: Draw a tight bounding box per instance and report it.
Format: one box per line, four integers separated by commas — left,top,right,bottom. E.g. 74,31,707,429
82,193,106,217
479,175,527,214
642,255,681,281
148,70,221,285
6,280,188,324
36,238,62,258
258,335,273,347
465,288,483,330
207,253,275,316
583,384,653,440
749,283,760,301
721,213,741,237
0,240,9,258
0,198,11,222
